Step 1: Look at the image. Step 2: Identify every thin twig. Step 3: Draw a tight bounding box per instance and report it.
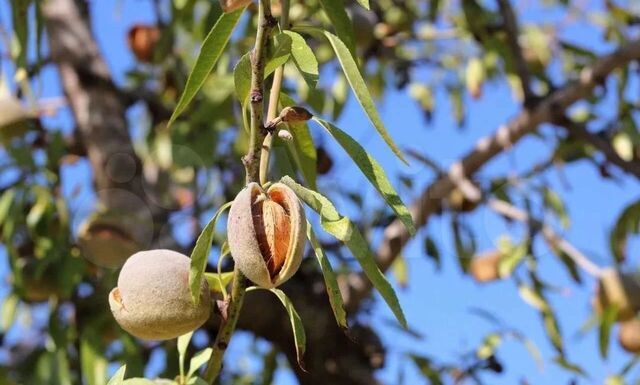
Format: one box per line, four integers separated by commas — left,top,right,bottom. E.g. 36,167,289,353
259,0,290,185
487,198,603,278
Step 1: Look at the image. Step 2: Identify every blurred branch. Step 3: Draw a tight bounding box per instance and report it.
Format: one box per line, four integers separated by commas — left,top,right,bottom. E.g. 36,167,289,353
487,198,603,278
496,0,534,104
344,37,640,312
557,117,640,180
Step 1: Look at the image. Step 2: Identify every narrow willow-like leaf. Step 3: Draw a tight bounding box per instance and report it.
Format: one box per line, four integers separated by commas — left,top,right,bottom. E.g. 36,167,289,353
106,365,126,385
391,255,408,288
323,32,408,164
177,331,193,378
1,293,18,332
306,223,347,329
283,31,319,88
204,272,234,292
599,305,618,359
314,118,415,234
281,176,407,328
169,8,244,126
187,348,213,379
189,202,232,305
318,0,356,56
280,93,317,190
270,288,306,369
80,333,108,385
234,39,291,104
11,0,29,68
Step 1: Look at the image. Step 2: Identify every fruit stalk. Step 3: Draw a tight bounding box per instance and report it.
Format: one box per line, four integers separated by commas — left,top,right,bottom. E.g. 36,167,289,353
203,268,248,382
204,1,274,382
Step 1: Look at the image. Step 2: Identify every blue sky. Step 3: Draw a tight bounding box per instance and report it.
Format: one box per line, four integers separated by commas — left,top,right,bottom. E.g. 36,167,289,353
1,0,640,384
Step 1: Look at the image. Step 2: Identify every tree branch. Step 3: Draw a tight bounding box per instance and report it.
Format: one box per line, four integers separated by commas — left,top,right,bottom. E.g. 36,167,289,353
344,37,640,312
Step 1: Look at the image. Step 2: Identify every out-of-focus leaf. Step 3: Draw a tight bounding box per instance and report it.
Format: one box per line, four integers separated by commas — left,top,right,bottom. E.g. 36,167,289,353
106,365,126,385
26,187,49,229
451,218,476,271
610,199,640,263
465,58,485,98
80,333,108,385
424,236,441,269
498,240,527,278
270,288,306,369
0,189,15,224
323,31,408,164
177,331,193,378
354,0,370,9
260,347,278,385
542,187,569,229
313,118,415,234
187,348,212,378
391,255,409,288
306,223,347,329
189,202,232,305
409,355,443,385
280,93,317,190
613,133,634,161
283,31,319,88
282,176,407,328
122,379,156,385
11,0,30,68
1,293,18,332
599,305,618,359
169,8,244,125
553,356,588,378
477,333,502,359
318,0,356,56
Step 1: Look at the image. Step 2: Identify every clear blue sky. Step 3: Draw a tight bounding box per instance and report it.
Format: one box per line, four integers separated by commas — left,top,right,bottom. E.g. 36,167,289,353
1,1,639,384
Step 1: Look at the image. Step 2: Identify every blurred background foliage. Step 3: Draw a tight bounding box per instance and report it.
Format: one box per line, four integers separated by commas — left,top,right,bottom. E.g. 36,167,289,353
1,0,640,384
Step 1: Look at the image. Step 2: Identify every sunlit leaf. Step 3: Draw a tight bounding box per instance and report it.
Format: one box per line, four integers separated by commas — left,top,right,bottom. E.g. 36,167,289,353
169,8,245,126
391,255,408,288
1,293,18,332
204,272,234,293
187,348,213,378
281,176,407,328
80,333,108,385
189,202,232,305
306,223,347,329
283,31,319,88
177,331,193,377
106,365,126,385
323,32,408,164
280,93,317,190
318,0,356,56
313,118,415,234
476,333,502,359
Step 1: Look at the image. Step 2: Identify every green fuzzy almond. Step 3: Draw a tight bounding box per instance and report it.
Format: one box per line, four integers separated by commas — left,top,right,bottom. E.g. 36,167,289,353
109,249,211,340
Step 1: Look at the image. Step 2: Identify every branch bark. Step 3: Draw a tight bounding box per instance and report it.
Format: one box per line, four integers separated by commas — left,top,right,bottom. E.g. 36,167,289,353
344,37,640,312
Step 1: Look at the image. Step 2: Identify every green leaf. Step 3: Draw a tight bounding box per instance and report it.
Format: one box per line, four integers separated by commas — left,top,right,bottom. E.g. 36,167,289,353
122,379,156,385
306,223,347,329
0,189,15,224
189,202,232,305
187,348,213,379
1,293,18,332
283,31,319,88
355,0,370,9
610,199,640,263
11,0,30,69
106,366,126,385
476,333,502,359
542,187,569,229
177,331,193,378
318,0,356,56
204,272,234,293
168,8,244,126
409,355,443,385
313,118,415,234
80,333,108,385
599,305,618,359
279,93,317,190
233,53,252,104
270,288,306,369
553,356,588,378
265,33,292,76
323,31,408,164
281,176,407,328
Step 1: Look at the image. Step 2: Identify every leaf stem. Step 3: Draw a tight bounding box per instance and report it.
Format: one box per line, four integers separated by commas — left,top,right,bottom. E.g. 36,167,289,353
203,267,249,383
259,0,290,186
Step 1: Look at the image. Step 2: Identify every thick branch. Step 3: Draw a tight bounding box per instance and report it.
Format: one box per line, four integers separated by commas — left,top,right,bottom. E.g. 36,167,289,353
344,38,640,311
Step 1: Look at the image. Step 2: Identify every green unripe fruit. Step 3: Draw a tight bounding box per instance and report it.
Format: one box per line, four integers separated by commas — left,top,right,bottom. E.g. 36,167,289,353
109,249,211,340
227,182,306,288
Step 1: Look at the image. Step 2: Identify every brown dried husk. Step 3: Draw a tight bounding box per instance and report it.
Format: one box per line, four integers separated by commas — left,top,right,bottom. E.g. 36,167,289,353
227,182,306,288
108,249,211,340
469,250,502,283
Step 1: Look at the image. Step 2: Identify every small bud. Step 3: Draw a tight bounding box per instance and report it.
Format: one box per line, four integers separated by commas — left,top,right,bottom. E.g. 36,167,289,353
227,182,306,288
279,106,313,123
278,129,293,142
